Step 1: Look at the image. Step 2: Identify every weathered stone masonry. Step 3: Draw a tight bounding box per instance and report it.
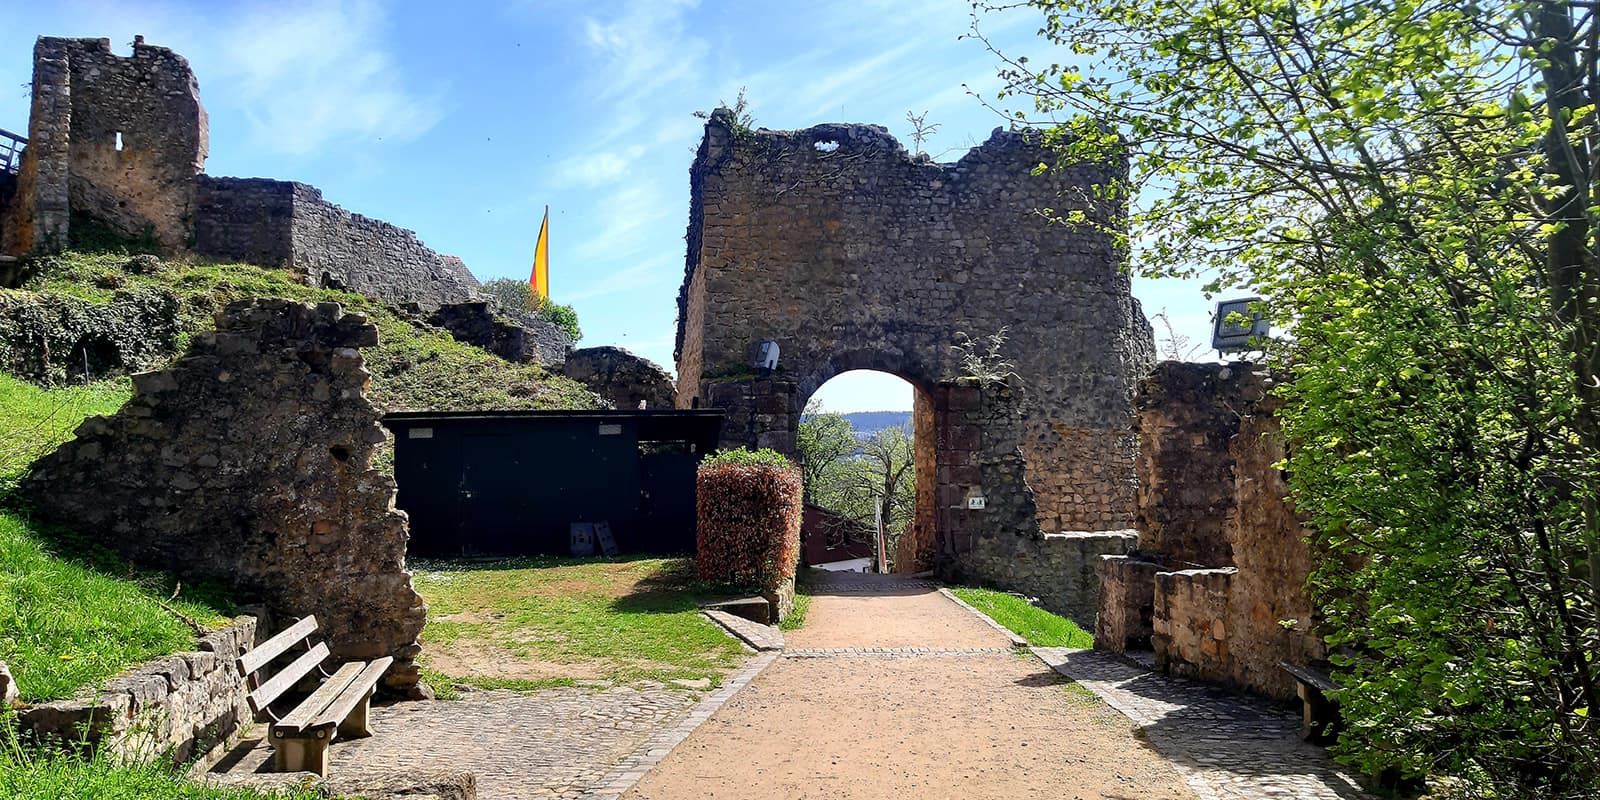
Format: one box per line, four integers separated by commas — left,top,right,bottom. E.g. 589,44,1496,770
2,36,205,256
16,619,257,765
1095,362,1324,700
1,37,481,315
676,112,1152,614
676,113,1155,535
22,299,427,696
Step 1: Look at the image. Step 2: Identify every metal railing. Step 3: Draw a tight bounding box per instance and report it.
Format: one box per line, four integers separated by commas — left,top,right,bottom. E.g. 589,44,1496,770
0,127,26,175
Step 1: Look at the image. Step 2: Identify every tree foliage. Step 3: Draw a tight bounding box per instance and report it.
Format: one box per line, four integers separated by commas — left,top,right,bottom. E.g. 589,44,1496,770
479,277,582,341
983,0,1600,792
797,404,916,566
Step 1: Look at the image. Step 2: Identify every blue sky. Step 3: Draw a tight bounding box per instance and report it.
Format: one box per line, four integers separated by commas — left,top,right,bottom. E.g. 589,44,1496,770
1,0,1218,413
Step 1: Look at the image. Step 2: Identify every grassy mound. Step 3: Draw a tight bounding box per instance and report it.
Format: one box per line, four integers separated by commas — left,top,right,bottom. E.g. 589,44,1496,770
21,252,602,412
0,726,322,800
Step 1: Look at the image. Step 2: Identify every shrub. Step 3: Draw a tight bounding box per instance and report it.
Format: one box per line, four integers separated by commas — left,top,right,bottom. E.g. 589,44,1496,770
479,277,582,341
695,448,801,595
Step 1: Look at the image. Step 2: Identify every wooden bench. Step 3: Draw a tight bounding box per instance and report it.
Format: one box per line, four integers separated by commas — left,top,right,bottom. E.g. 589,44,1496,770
235,615,393,776
1280,661,1342,743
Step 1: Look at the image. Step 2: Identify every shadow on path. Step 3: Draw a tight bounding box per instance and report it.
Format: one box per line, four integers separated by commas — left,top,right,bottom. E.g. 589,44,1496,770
1035,647,1373,800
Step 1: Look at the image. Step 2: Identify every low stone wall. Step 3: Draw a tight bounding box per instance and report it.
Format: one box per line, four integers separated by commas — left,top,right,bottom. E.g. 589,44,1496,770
16,618,256,764
429,301,571,366
1094,555,1163,653
1098,362,1325,701
22,299,427,696
964,529,1137,626
1152,568,1235,681
562,346,676,409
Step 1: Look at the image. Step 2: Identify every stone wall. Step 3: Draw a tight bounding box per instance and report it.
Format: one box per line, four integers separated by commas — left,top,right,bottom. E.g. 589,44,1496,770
191,176,294,268
288,183,479,311
562,346,676,409
16,618,256,764
677,112,1154,534
2,36,206,255
1152,568,1236,681
1096,361,1324,700
188,176,479,312
22,299,427,696
1223,399,1324,697
1132,361,1246,568
1094,555,1163,652
932,380,1136,624
429,301,571,366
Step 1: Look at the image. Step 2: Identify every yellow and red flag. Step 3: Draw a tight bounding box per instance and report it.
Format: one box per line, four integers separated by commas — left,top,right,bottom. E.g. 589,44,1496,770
530,206,550,303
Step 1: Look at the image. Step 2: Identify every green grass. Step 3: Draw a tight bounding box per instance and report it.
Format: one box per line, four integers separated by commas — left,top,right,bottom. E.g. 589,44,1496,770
0,371,234,702
413,557,748,695
0,513,233,701
0,373,130,490
951,586,1095,648
22,252,603,414
0,724,322,800
780,571,814,632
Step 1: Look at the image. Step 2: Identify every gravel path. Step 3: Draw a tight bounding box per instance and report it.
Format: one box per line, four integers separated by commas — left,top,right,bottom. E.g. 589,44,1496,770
623,572,1197,800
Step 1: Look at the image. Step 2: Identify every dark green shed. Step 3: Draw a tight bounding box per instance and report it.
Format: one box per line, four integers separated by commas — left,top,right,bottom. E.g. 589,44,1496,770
381,410,723,558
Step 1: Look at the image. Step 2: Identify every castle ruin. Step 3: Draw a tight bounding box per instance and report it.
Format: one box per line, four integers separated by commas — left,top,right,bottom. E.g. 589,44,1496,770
677,112,1156,619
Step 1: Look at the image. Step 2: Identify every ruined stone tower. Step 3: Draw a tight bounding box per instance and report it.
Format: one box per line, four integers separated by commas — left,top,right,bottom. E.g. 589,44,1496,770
676,112,1155,611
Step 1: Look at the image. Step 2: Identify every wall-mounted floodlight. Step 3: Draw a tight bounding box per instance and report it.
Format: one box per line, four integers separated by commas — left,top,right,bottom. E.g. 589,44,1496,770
1211,297,1270,353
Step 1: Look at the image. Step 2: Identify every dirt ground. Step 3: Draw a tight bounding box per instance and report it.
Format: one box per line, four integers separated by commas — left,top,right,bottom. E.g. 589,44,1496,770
788,588,1008,649
624,576,1197,800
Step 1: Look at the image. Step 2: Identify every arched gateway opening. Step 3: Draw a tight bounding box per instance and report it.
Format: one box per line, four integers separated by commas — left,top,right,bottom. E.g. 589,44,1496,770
799,370,922,573
675,112,1155,622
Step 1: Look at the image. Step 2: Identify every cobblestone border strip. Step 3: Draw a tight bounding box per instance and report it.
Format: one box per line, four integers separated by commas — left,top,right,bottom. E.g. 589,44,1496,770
784,647,1012,658
584,652,781,799
701,609,784,652
935,587,1030,648
1032,647,1372,800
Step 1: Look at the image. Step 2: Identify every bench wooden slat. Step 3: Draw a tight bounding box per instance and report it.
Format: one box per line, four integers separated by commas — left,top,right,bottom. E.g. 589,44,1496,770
249,641,329,714
238,616,319,676
274,661,365,732
1279,661,1341,692
312,656,393,729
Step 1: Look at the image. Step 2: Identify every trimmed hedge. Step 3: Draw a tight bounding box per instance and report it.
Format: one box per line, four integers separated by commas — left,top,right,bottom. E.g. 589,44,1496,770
696,448,802,595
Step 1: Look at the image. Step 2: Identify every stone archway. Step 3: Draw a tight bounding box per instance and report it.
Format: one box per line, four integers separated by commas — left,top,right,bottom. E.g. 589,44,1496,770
674,112,1153,616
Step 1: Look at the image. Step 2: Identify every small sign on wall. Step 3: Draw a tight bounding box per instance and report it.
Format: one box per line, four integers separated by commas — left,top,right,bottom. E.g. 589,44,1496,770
598,424,622,436
408,427,434,439
967,495,987,510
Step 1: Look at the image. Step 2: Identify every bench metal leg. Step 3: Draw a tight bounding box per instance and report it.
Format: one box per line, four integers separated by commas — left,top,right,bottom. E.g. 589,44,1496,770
337,689,374,739
273,726,334,776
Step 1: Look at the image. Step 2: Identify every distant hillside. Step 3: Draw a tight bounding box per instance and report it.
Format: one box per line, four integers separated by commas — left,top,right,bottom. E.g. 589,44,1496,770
841,410,912,437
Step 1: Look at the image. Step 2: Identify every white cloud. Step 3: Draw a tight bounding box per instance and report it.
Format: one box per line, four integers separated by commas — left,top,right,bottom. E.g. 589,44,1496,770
566,254,675,302
206,0,445,155
550,147,643,188
573,183,674,262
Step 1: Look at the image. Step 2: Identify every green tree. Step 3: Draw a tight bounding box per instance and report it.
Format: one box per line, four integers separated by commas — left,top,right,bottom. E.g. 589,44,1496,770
479,277,581,341
983,0,1600,791
796,399,857,506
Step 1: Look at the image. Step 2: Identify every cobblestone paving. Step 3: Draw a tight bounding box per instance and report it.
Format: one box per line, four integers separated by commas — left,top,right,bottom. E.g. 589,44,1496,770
213,683,706,800
701,609,783,651
1033,647,1373,800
